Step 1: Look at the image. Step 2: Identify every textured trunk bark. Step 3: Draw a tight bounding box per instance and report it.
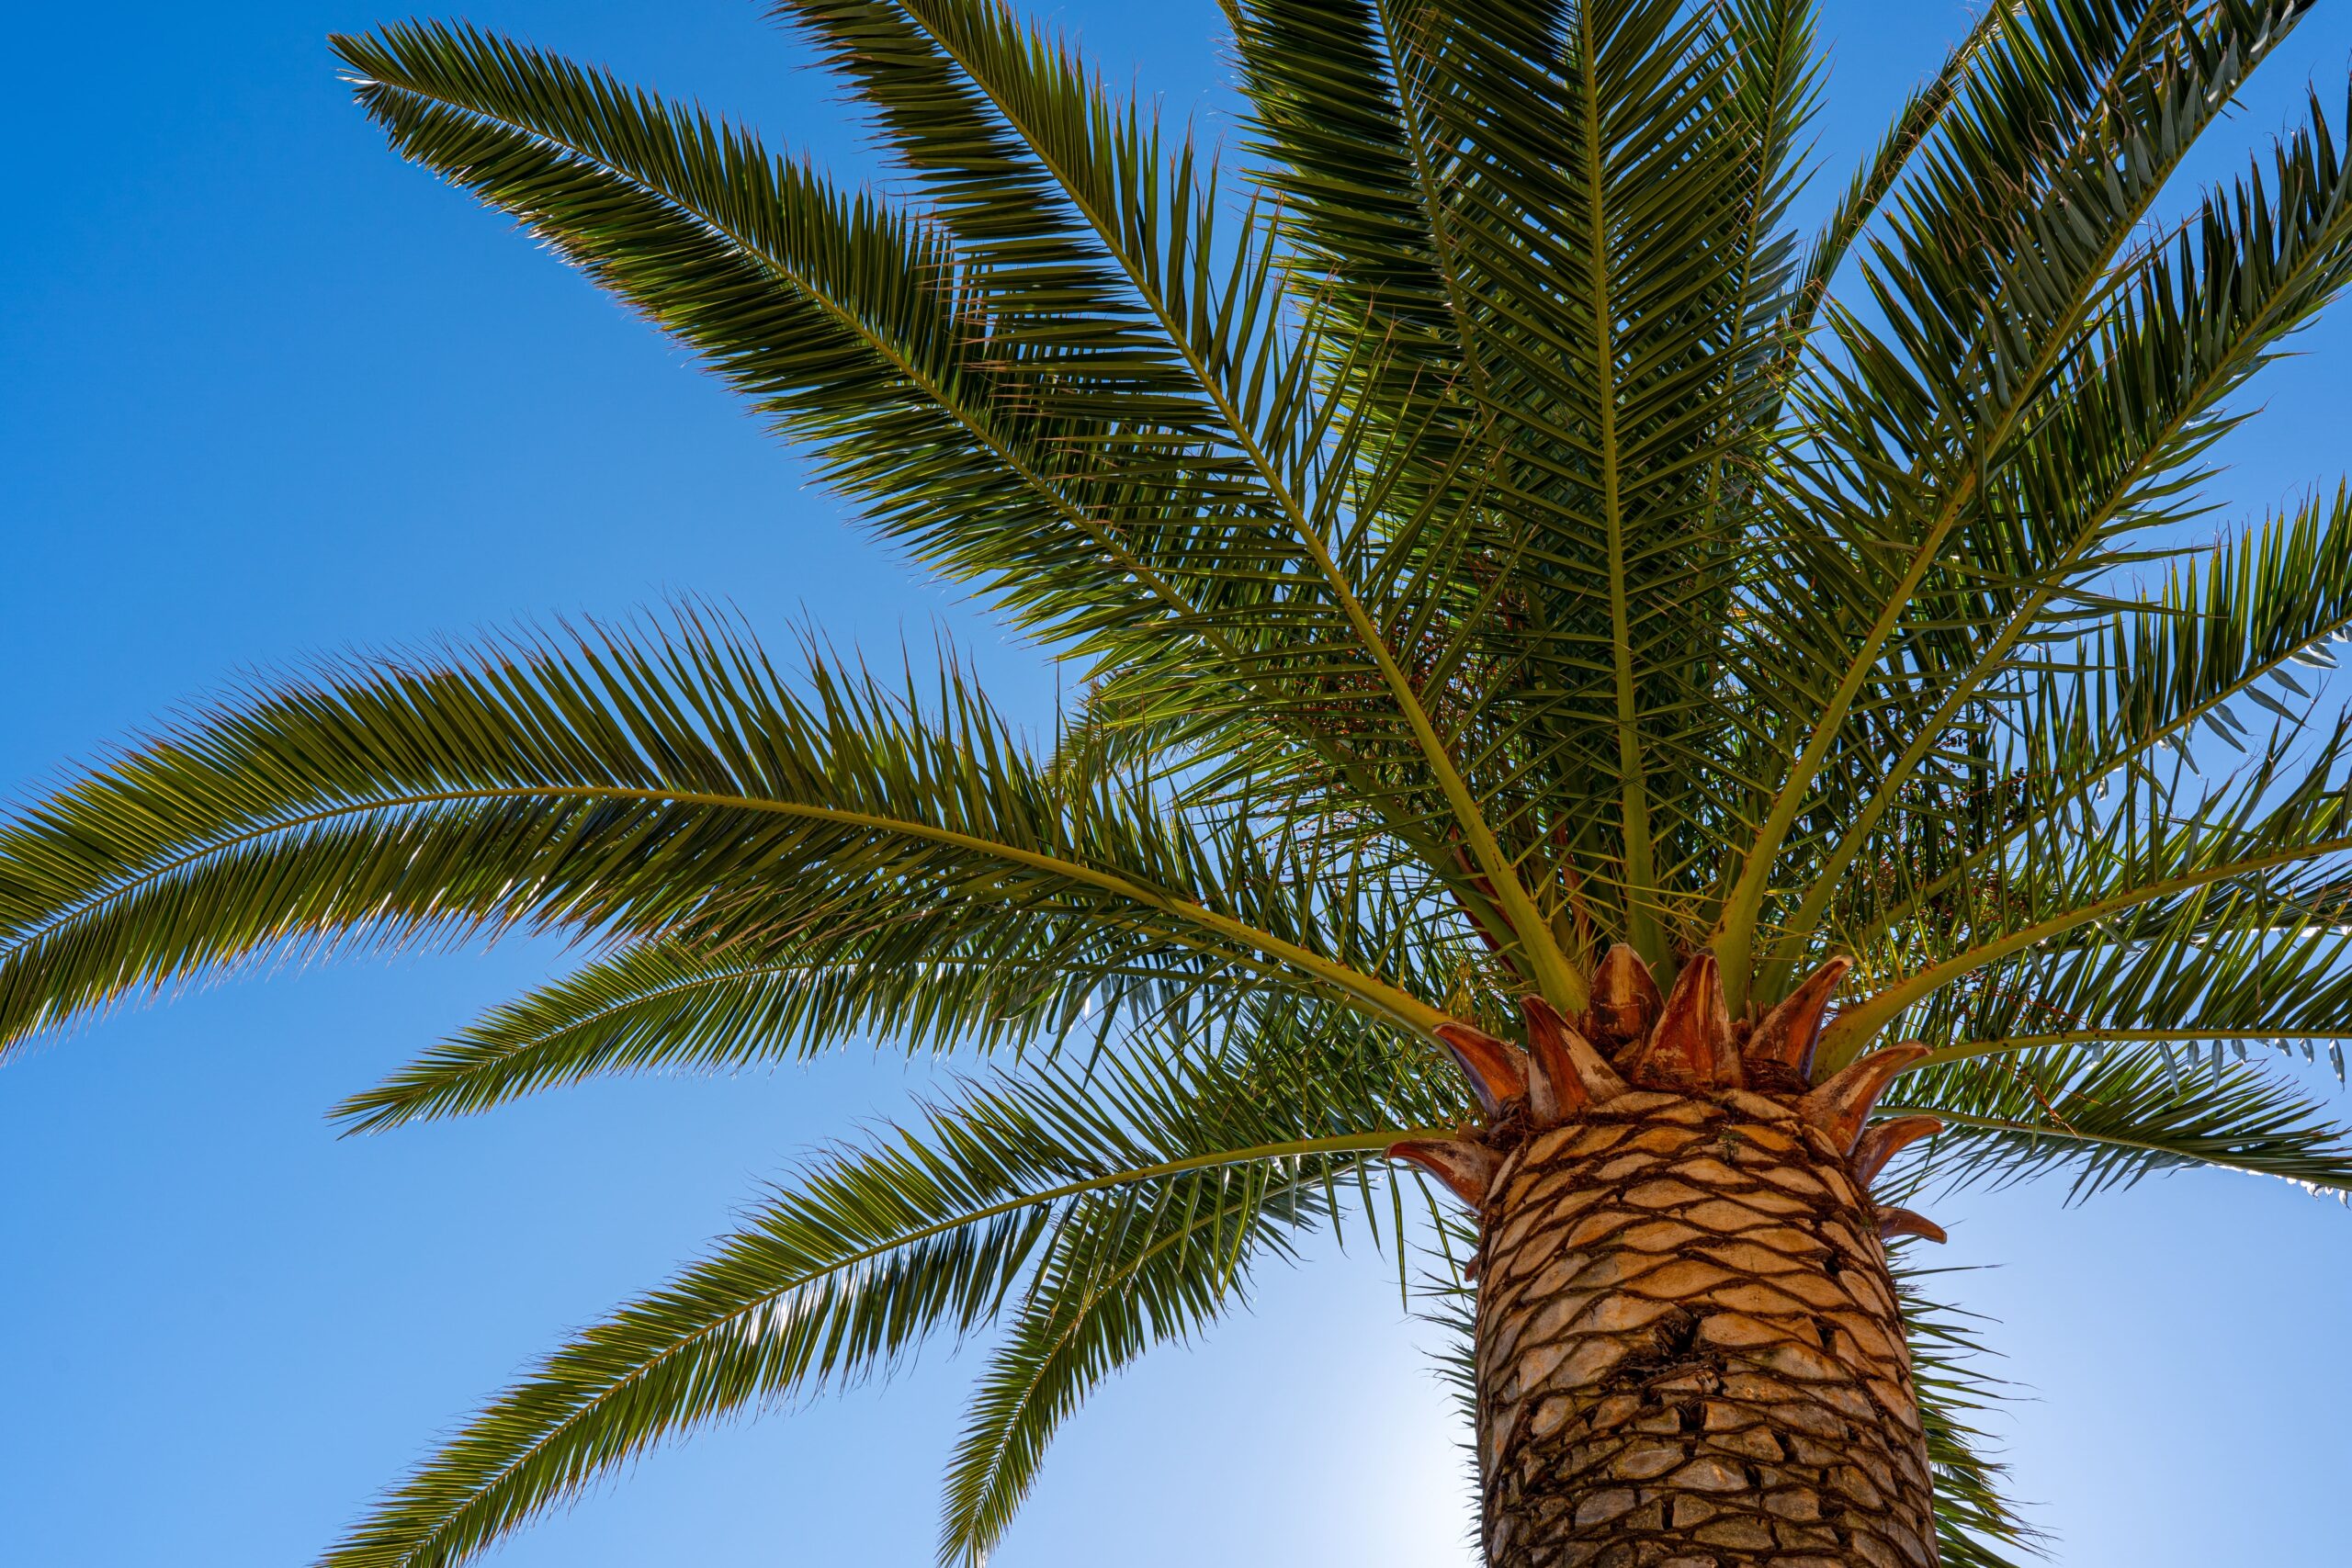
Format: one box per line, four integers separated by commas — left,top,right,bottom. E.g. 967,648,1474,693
1472,1088,1938,1568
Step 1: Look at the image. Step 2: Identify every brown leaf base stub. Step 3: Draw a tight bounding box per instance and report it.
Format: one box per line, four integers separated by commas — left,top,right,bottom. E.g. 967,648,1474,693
1473,1091,1939,1568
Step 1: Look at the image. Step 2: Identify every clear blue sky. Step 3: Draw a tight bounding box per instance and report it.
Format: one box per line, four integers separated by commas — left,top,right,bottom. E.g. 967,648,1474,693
6,4,2352,1564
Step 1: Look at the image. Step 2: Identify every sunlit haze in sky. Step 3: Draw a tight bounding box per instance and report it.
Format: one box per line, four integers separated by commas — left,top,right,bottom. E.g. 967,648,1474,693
6,5,2352,1564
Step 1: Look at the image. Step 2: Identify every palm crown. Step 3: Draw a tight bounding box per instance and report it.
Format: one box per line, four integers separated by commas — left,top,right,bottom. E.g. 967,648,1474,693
8,2,2352,1564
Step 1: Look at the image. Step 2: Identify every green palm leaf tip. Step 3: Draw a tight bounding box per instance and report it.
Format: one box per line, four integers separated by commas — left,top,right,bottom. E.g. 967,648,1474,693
6,0,2352,1562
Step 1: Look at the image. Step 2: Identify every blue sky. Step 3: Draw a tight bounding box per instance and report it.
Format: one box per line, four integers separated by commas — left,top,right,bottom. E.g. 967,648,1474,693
6,4,2352,1564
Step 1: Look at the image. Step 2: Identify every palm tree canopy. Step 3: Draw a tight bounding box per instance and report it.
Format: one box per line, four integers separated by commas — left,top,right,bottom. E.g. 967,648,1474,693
6,2,2352,1565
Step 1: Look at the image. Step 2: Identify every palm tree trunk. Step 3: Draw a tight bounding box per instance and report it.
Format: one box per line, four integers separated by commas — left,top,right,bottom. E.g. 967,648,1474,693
1473,1088,1938,1568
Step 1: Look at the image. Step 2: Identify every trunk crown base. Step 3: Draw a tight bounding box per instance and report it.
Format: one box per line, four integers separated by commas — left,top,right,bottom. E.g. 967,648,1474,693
1471,1088,1942,1568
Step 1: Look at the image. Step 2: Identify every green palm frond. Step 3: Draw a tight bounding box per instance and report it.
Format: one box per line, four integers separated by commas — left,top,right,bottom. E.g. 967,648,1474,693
932,994,1473,1566
1887,1043,2352,1198
1223,0,1483,419
333,930,1106,1133
1828,712,2352,1057
321,1028,1446,1568
334,14,1604,1007
1780,0,2019,355
939,1186,1269,1565
1894,1269,2044,1568
1853,487,2352,955
941,1107,1322,1559
1766,108,2352,995
0,612,1455,1059
1714,0,2331,999
331,24,1236,644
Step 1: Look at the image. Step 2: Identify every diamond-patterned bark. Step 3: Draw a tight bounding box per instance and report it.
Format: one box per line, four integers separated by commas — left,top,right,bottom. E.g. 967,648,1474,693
1474,1089,1938,1568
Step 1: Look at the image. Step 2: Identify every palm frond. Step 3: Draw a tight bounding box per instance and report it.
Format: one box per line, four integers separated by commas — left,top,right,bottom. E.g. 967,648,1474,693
0,614,1453,1065
1886,1043,2352,1197
320,1030,1444,1568
1715,0,2322,998
334,929,1161,1132
338,12,1602,1007
1839,486,2352,973
1781,0,2021,354
1828,715,2352,1059
1894,1267,2044,1568
937,1138,1309,1564
1766,92,2352,993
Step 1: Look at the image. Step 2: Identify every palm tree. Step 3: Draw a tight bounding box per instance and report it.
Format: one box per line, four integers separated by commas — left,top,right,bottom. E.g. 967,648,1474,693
9,0,2352,1562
